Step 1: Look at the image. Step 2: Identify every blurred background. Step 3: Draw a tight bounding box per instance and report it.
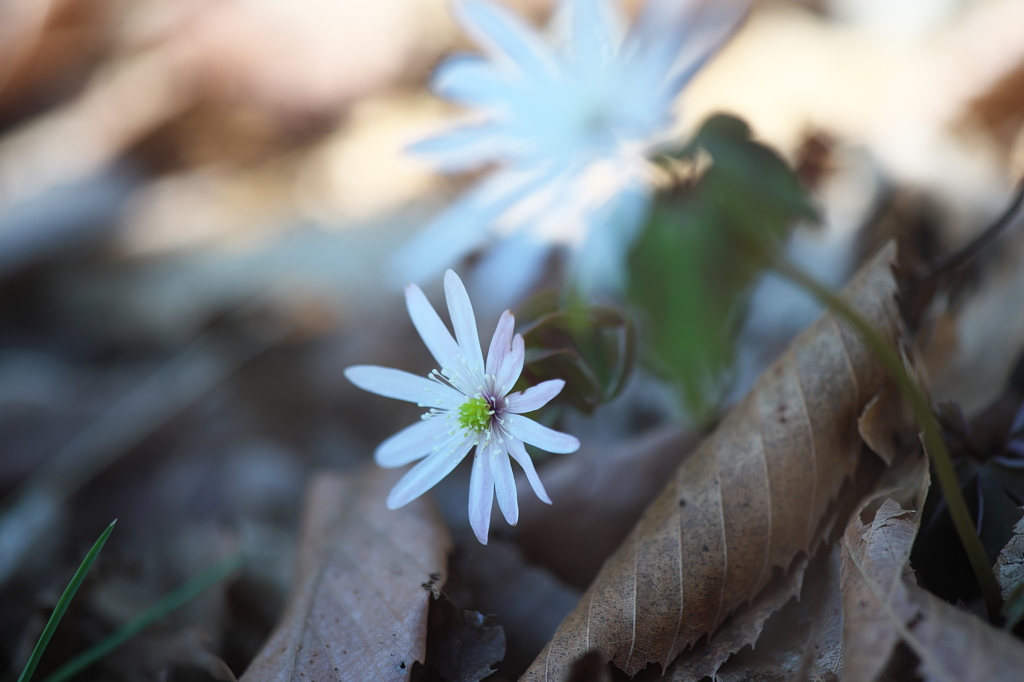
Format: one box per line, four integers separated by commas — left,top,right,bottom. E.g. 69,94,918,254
1,0,1023,679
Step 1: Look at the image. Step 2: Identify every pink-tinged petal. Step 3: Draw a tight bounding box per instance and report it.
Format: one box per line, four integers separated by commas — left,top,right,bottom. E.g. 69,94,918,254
456,0,556,76
504,379,565,414
502,413,579,454
485,311,515,377
345,365,462,408
507,436,551,504
405,284,461,371
494,334,525,396
375,418,451,468
444,270,485,377
386,438,475,509
468,443,495,544
489,439,519,525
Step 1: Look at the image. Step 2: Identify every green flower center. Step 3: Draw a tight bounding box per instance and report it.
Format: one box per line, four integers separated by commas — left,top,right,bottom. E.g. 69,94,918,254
458,396,493,433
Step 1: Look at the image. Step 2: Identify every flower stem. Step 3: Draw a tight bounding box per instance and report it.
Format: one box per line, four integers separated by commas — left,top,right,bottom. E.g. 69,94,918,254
771,254,1002,623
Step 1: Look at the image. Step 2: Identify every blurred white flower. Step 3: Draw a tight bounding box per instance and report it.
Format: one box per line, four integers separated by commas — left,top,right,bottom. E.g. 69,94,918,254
345,269,579,544
395,0,745,306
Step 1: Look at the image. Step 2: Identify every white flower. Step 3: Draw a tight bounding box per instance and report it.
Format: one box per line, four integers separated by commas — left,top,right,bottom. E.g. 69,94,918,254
344,269,580,544
394,0,745,305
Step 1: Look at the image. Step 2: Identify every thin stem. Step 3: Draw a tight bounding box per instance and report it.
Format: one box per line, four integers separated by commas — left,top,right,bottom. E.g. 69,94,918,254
772,255,1002,622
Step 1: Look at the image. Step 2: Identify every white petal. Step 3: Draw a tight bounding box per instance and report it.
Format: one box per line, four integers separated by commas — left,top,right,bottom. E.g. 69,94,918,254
386,438,475,509
432,55,518,109
560,0,625,64
375,418,451,468
662,2,746,99
407,122,517,174
485,310,515,378
456,0,556,76
344,365,462,408
468,443,494,544
444,270,486,379
507,435,551,504
504,379,565,414
502,413,579,454
494,334,524,397
489,438,519,525
404,284,462,373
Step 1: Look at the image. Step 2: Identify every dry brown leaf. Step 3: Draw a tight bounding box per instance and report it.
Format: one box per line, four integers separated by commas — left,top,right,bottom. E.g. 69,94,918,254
841,499,921,682
662,553,811,682
240,467,452,681
839,443,930,682
902,581,1024,682
842,475,1024,682
709,545,843,682
522,243,902,680
995,510,1024,600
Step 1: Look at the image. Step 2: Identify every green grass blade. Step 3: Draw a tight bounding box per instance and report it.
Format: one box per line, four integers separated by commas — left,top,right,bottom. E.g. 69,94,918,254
43,552,246,682
17,519,117,682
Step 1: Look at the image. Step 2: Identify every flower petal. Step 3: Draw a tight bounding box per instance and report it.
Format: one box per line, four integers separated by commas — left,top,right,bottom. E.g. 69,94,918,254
456,0,556,76
405,284,463,374
489,438,519,525
560,0,625,65
407,121,518,174
375,417,451,468
344,365,462,408
468,442,495,544
494,334,524,397
432,55,519,110
444,269,486,381
507,435,551,504
485,310,515,378
386,438,475,509
390,167,557,286
504,379,565,414
502,413,579,454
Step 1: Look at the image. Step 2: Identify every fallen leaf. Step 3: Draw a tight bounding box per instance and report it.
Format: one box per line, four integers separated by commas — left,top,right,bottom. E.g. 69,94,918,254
416,592,505,682
841,498,922,682
661,553,811,682
240,467,452,681
995,512,1024,627
902,581,1024,682
709,545,843,682
844,496,1024,682
522,242,902,679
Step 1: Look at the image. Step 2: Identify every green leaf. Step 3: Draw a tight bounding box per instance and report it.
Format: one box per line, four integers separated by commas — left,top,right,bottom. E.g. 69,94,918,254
629,114,816,416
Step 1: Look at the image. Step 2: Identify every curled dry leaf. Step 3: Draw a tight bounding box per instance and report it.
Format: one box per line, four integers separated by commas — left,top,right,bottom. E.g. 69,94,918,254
842,458,1024,682
840,480,928,682
522,242,902,679
995,512,1024,600
240,467,452,681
